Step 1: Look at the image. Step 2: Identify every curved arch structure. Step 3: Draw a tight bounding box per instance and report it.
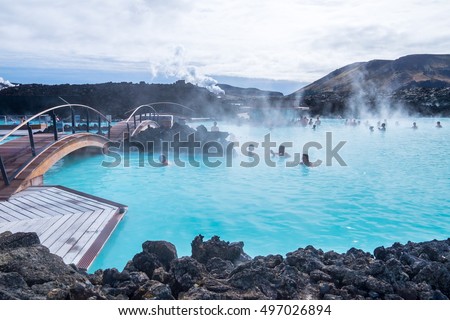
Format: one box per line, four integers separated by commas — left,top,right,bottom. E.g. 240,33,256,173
124,102,195,120
0,133,109,199
0,103,110,144
131,120,160,136
110,102,195,142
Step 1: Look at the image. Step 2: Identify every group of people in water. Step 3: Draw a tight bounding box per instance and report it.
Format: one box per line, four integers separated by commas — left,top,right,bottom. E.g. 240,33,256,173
411,121,443,129
269,145,315,167
298,116,321,129
157,118,444,167
368,120,443,132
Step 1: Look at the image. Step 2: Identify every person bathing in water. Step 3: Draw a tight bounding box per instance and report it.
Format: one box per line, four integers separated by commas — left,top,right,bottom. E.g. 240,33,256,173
248,144,256,157
270,145,290,158
159,154,168,166
412,122,418,129
436,121,442,128
301,153,316,167
211,121,219,132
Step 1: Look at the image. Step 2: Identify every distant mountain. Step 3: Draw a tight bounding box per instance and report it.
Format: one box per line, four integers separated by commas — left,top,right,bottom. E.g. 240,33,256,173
290,54,450,116
295,54,450,94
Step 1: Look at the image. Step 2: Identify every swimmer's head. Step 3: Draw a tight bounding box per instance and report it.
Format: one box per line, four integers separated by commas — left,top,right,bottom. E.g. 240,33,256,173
302,153,310,164
159,154,167,165
279,145,285,156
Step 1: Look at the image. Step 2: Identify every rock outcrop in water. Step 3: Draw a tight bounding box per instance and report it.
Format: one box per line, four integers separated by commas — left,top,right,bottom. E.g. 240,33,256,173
0,231,449,300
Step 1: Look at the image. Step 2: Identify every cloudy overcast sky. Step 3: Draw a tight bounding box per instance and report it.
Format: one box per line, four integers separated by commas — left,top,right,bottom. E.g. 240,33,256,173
1,0,449,92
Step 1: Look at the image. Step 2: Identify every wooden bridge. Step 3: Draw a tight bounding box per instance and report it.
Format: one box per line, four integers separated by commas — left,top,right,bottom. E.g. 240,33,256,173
0,103,129,268
0,104,114,200
0,102,195,267
108,102,195,141
0,102,196,200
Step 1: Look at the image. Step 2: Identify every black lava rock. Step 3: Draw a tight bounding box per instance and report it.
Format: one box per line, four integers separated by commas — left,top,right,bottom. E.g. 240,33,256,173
0,232,449,300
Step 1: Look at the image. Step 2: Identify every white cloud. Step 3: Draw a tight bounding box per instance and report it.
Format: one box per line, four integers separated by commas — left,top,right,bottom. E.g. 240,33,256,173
0,0,449,83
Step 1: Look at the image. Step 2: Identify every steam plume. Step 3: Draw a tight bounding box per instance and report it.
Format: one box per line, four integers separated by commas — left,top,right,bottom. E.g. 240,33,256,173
150,46,225,95
0,76,15,90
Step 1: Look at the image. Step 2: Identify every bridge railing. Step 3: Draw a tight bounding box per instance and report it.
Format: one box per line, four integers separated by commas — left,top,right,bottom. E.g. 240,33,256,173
0,104,111,186
124,104,160,137
123,102,196,138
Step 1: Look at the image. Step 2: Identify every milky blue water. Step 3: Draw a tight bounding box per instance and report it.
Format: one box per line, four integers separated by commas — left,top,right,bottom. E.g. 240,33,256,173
44,118,450,271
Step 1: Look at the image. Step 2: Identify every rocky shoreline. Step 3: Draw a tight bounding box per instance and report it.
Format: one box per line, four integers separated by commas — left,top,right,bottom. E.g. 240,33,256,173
0,232,449,300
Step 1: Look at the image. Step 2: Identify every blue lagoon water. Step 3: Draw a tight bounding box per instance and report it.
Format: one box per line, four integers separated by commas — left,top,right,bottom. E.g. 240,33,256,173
44,118,450,271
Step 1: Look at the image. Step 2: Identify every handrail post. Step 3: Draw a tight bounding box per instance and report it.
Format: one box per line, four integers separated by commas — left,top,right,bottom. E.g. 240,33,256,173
71,108,76,134
139,113,142,123
27,122,36,157
133,115,137,129
107,122,111,139
86,111,90,133
51,112,58,141
0,155,10,186
97,115,101,134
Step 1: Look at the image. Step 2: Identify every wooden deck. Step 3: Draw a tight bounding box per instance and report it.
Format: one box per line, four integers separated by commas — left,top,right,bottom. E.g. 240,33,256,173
0,186,127,269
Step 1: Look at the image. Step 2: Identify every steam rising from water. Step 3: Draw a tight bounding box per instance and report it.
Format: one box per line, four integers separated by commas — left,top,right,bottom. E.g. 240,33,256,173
150,46,225,95
346,69,415,120
0,76,15,90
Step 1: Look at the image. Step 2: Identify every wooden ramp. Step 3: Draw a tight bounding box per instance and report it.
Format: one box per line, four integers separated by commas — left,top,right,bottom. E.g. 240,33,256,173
0,186,127,269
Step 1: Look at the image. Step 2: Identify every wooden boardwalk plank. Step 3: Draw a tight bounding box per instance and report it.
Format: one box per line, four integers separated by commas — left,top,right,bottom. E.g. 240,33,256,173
11,194,65,217
25,191,84,215
38,214,75,244
75,211,124,269
46,211,94,253
0,217,48,235
0,201,39,220
40,188,110,212
32,216,68,238
43,187,118,211
8,197,54,219
0,219,24,232
54,209,105,257
0,186,126,268
0,207,20,222
63,207,116,262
